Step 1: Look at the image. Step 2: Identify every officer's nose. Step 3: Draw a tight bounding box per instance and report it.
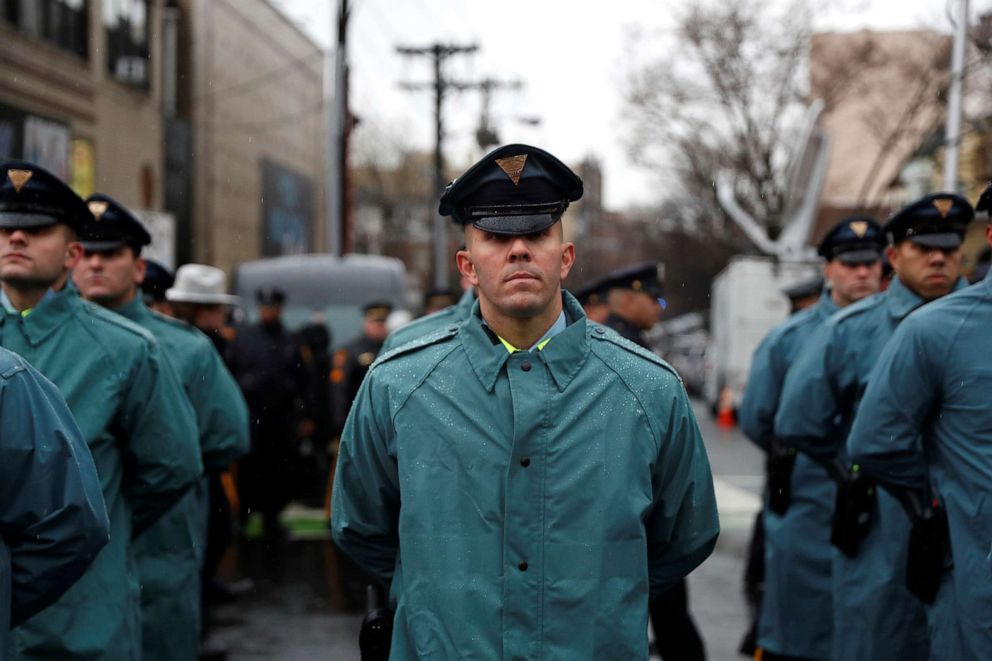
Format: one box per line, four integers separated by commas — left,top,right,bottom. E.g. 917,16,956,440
83,252,105,269
507,237,532,262
6,228,29,245
927,248,948,265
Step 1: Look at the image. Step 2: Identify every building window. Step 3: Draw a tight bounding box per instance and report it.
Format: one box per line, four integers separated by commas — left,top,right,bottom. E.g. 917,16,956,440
2,0,89,58
103,0,149,87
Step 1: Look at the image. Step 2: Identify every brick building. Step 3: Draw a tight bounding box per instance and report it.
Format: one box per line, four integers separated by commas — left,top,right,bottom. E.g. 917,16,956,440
0,0,326,276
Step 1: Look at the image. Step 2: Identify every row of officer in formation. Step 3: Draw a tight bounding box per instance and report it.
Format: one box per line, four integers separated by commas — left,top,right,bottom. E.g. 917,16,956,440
739,188,992,659
331,144,719,659
0,160,251,661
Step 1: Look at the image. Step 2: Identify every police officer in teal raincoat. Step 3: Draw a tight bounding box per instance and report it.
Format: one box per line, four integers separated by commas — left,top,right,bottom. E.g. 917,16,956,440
332,144,719,659
848,197,992,659
72,193,250,661
774,193,972,661
0,161,202,660
0,347,109,661
739,217,884,660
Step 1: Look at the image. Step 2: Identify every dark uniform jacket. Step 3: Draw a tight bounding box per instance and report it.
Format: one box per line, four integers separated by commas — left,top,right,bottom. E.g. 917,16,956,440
603,312,649,348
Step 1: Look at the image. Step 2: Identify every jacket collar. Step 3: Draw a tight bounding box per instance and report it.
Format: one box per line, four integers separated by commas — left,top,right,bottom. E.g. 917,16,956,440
984,265,992,296
0,284,81,346
460,290,590,393
116,295,152,324
885,275,968,320
456,288,476,314
814,290,839,320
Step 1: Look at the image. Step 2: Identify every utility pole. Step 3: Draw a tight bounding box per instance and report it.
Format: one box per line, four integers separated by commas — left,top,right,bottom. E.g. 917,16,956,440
944,0,969,191
474,77,524,148
397,43,478,289
326,0,350,256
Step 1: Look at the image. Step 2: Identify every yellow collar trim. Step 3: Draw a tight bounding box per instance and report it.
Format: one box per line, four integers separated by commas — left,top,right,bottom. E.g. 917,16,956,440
498,335,552,354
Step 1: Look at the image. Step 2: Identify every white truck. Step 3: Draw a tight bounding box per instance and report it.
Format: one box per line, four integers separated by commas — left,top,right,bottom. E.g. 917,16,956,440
703,256,821,412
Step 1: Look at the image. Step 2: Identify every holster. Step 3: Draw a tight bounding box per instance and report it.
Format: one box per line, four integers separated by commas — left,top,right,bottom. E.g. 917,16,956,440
905,502,950,604
360,584,394,661
766,438,797,516
830,464,875,557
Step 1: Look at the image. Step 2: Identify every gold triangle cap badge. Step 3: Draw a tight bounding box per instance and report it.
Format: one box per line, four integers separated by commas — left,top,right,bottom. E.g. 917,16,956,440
7,169,32,193
495,154,528,186
88,201,108,220
849,220,868,238
933,198,953,219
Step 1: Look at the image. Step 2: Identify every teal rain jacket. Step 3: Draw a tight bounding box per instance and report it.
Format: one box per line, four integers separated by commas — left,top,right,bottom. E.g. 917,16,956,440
381,289,476,353
332,293,719,660
848,269,992,659
0,348,109,661
739,292,838,659
774,277,965,661
2,286,202,660
117,297,249,661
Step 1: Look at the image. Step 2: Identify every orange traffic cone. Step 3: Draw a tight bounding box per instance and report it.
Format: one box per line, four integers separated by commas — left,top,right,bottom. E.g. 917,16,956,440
717,387,736,429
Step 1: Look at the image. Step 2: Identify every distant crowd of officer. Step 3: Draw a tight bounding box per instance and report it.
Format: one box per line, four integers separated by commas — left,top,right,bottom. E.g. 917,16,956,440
739,189,992,660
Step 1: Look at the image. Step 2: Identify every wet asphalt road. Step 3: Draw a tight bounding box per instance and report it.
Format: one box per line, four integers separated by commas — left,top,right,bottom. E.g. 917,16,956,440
208,400,764,660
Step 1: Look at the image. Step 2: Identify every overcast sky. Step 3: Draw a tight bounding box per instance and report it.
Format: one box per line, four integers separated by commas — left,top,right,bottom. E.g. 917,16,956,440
273,0,985,209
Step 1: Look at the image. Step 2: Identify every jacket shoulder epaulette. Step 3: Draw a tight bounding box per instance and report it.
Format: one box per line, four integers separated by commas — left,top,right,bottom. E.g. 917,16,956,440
588,324,682,381
78,299,156,344
0,348,27,380
373,324,460,369
830,292,884,326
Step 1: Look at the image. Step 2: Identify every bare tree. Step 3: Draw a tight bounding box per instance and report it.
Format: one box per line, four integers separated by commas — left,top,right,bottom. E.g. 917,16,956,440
624,0,819,247
622,0,923,248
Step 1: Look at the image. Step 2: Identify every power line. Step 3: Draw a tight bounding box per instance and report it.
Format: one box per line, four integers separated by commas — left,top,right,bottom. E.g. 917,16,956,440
396,41,479,289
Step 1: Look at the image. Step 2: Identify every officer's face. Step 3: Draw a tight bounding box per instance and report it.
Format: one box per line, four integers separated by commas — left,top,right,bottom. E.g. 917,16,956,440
0,223,81,289
192,304,227,333
824,258,882,307
887,241,962,301
457,224,575,319
364,316,389,342
74,246,144,309
629,291,662,329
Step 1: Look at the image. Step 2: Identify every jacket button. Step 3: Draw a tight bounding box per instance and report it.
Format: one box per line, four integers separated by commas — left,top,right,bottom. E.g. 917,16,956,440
520,457,530,467
521,361,531,372
518,561,528,571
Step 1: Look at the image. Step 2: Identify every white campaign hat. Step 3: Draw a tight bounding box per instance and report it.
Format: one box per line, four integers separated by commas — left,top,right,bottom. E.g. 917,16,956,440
165,264,240,305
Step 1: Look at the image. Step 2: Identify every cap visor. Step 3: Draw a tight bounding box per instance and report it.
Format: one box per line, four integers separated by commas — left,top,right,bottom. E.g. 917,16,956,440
81,239,127,252
836,249,882,265
0,212,59,229
908,233,962,249
473,214,557,236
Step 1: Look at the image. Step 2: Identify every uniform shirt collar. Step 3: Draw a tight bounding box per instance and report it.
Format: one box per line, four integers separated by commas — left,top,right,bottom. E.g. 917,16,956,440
491,309,566,353
0,284,80,346
814,290,840,319
985,265,992,294
461,291,590,392
116,295,150,323
885,274,968,320
0,285,57,317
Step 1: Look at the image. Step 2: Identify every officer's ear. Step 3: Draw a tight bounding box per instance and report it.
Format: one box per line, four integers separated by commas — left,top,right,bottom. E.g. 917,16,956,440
134,256,147,287
456,246,479,288
559,241,575,281
985,222,991,248
63,228,83,270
